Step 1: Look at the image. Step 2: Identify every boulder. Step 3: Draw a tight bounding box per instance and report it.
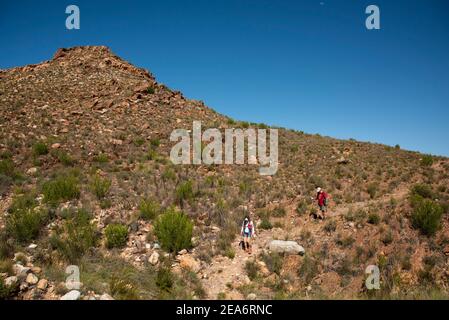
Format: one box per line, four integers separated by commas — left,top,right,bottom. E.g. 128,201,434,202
247,293,257,300
60,290,81,300
267,240,305,255
4,276,18,287
178,255,201,273
26,273,39,285
148,251,159,266
13,264,30,277
37,279,48,291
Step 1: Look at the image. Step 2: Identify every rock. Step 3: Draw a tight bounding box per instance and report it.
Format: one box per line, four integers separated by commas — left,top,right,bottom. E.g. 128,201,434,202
178,249,188,255
26,273,39,285
60,290,81,300
191,237,199,247
148,251,159,265
37,279,48,291
13,264,31,277
267,240,305,255
247,293,257,300
178,255,201,273
337,157,350,164
153,243,161,250
4,276,18,287
51,143,61,149
26,167,38,175
100,293,114,300
111,139,123,146
28,243,38,250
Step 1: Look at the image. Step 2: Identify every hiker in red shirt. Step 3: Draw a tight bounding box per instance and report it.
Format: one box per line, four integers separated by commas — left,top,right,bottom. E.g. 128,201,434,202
316,187,329,219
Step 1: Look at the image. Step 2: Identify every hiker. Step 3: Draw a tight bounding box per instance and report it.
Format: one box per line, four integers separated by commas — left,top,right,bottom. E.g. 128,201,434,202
315,187,329,219
240,216,256,254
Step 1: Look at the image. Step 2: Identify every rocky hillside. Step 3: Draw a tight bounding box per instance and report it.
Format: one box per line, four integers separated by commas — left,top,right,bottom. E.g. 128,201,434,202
1,46,449,300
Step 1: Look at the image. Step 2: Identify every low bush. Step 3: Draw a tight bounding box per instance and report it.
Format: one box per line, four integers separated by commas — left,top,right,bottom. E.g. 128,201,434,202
421,155,434,167
154,208,193,253
32,141,48,156
6,208,49,243
175,180,194,207
49,209,98,263
368,213,381,225
90,175,111,199
298,255,319,284
156,267,174,292
109,275,139,300
260,252,283,275
271,206,286,217
245,260,260,280
105,224,129,249
42,174,80,204
139,198,160,221
411,199,443,236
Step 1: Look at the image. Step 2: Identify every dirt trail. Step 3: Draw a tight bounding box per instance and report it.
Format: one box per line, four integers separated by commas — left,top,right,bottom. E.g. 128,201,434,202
330,184,409,218
200,185,410,299
200,229,273,299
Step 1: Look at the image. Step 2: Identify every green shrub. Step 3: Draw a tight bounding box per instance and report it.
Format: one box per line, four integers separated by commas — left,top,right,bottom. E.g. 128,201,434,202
296,200,308,215
324,219,337,232
244,260,260,280
367,182,379,199
109,275,139,300
175,180,194,207
49,209,98,263
156,267,174,292
0,159,15,177
271,206,286,217
146,86,155,95
411,199,443,236
260,252,283,275
421,155,434,167
0,232,14,259
43,174,80,204
139,198,160,221
381,230,394,245
150,138,160,148
410,184,433,200
368,213,381,225
55,151,74,166
6,203,49,243
259,217,273,230
32,142,48,156
298,255,319,284
94,153,109,163
90,175,111,199
105,224,129,249
154,208,193,253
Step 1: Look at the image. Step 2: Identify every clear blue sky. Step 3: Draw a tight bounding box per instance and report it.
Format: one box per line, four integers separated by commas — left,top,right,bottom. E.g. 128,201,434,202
1,0,448,156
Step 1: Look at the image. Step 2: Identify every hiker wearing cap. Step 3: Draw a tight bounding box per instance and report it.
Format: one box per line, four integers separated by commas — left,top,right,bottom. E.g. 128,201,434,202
241,216,256,254
315,187,329,219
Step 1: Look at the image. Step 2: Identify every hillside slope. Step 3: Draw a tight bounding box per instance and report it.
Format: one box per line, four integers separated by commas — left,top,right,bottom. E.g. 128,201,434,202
1,46,449,300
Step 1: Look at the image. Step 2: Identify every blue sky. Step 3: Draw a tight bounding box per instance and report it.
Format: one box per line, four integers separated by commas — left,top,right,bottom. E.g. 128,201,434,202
1,0,448,156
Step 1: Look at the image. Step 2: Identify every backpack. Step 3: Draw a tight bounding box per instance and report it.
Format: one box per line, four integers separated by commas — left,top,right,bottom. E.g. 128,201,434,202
243,221,252,234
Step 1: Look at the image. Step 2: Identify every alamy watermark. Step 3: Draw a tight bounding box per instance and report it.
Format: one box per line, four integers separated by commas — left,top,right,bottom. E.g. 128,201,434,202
366,5,380,30
66,5,80,30
170,121,278,176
